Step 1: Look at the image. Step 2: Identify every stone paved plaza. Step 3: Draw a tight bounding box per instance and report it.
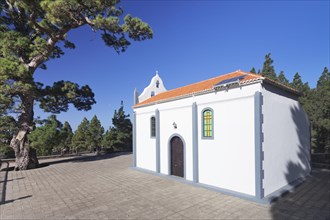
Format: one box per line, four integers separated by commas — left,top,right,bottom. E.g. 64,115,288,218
0,153,329,219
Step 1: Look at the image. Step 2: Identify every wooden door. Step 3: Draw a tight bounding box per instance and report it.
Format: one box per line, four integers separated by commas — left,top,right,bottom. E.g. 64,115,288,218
170,136,184,177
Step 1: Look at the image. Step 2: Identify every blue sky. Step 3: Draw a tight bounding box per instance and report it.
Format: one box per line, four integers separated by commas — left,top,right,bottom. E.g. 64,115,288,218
33,0,329,131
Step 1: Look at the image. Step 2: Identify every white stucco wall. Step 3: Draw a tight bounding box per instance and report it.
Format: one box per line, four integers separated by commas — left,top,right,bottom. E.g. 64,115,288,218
159,105,193,180
135,110,157,171
135,83,261,196
135,97,194,180
198,95,256,196
262,85,311,197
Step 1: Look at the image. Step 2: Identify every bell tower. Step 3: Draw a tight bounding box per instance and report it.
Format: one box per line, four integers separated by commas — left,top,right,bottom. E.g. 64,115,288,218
136,71,167,104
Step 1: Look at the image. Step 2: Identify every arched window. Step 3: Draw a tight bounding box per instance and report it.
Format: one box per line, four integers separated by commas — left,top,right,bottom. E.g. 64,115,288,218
151,91,155,97
203,109,213,138
151,116,156,137
156,80,160,88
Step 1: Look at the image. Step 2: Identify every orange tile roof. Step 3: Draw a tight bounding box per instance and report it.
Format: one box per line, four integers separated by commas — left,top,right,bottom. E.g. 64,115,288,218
134,70,299,108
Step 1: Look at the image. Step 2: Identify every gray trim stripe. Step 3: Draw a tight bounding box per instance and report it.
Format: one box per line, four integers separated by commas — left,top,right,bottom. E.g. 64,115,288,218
254,91,263,199
132,112,137,167
156,109,160,173
192,102,199,183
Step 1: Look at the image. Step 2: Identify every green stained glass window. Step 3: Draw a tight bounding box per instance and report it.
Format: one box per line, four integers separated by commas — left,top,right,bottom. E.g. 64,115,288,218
203,110,213,137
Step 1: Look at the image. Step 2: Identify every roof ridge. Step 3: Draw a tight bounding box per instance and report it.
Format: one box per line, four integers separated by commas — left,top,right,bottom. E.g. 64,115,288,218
161,70,245,91
135,70,254,107
239,71,299,93
263,77,300,94
240,71,262,77
134,69,301,108
242,71,299,93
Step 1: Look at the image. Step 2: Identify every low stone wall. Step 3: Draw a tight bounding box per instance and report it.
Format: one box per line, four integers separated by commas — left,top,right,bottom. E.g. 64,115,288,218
311,153,330,169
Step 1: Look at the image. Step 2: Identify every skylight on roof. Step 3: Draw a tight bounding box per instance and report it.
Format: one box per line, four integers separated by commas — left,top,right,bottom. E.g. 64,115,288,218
213,75,246,89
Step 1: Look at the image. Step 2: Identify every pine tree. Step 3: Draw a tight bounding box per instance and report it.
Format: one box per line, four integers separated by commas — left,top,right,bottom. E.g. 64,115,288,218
317,67,329,88
250,67,256,74
104,103,132,152
290,72,311,107
0,116,17,147
314,67,330,152
72,118,90,152
291,73,302,90
277,71,289,86
298,67,329,153
28,115,63,156
261,53,277,80
291,72,304,92
112,106,132,135
102,128,118,151
0,1,152,170
89,115,104,152
60,121,73,151
0,116,17,157
102,130,112,149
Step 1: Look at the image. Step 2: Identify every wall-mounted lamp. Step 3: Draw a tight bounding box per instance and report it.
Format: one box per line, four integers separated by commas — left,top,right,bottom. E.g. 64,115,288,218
173,122,177,129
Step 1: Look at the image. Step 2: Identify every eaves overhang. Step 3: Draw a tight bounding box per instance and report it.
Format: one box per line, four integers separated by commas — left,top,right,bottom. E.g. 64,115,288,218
133,78,263,109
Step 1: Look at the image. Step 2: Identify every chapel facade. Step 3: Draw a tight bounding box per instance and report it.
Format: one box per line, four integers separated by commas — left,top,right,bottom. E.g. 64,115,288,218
132,70,311,203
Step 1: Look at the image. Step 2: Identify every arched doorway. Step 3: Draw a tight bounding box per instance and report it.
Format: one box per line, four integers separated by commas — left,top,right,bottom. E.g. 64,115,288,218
170,136,184,177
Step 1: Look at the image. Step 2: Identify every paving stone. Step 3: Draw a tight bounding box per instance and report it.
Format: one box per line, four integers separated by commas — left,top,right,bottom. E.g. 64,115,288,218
0,153,329,220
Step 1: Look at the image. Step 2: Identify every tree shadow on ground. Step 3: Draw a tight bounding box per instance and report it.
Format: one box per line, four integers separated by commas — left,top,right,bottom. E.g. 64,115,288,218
270,105,330,219
43,151,132,166
0,195,32,205
270,168,330,219
0,177,24,184
2,152,132,172
0,162,30,205
0,152,131,205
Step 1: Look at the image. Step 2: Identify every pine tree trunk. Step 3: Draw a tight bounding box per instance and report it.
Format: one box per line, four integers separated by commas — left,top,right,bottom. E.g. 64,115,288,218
10,130,39,170
10,95,39,170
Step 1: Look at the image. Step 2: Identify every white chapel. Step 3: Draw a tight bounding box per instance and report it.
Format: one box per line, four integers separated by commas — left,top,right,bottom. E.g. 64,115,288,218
132,70,311,203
